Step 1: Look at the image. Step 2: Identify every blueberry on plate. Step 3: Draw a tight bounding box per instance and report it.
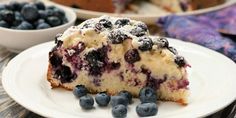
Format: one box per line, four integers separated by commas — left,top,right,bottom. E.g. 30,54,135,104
21,4,39,21
16,21,33,30
95,92,111,107
124,49,141,64
79,95,94,110
0,10,15,23
139,87,157,103
108,30,128,44
168,46,178,55
36,22,50,29
73,85,88,98
111,96,129,107
136,103,158,117
34,1,45,10
138,36,153,51
47,16,61,27
115,19,130,28
112,104,127,118
174,56,186,67
118,90,132,104
0,20,9,28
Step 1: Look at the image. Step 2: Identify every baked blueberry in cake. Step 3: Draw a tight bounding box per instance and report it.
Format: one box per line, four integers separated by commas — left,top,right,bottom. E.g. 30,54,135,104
47,16,190,105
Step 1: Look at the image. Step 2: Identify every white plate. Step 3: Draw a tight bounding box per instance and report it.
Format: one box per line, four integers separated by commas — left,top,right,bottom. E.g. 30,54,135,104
44,0,236,24
2,39,236,118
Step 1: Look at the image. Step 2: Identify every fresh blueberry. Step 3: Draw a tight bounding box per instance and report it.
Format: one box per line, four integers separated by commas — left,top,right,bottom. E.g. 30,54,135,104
108,30,128,44
95,92,111,107
47,16,61,27
16,21,33,30
130,23,148,37
61,16,68,24
9,1,21,11
12,12,23,26
79,95,94,110
112,104,127,118
37,22,50,29
99,18,112,28
34,1,45,10
138,36,153,51
45,9,54,17
53,8,65,19
158,37,169,48
124,49,140,64
34,19,45,26
0,20,9,28
73,85,88,98
115,19,130,28
0,10,15,23
174,56,186,67
111,96,129,107
136,103,158,117
47,6,56,10
38,10,47,19
21,4,39,21
5,4,14,11
118,90,132,104
168,46,178,55
19,2,27,10
0,4,6,10
139,87,157,103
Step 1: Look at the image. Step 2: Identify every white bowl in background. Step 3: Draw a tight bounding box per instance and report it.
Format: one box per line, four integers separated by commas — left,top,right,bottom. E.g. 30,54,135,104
0,1,77,53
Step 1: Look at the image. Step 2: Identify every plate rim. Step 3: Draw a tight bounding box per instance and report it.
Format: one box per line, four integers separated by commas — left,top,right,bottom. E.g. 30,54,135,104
2,39,236,118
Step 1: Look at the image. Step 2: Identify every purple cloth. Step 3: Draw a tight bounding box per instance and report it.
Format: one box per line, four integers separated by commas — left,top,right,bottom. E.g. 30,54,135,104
157,5,236,62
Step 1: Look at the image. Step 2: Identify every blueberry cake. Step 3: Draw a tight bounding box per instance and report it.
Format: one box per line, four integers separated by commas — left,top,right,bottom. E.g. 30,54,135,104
150,0,225,12
47,16,190,105
51,0,132,13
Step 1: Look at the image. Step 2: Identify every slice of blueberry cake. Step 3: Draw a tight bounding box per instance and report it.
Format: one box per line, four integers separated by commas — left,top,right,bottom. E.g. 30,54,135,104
47,16,190,105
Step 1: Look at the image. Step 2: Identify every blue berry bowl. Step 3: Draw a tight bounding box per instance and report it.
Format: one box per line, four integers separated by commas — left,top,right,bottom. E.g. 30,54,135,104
0,1,76,53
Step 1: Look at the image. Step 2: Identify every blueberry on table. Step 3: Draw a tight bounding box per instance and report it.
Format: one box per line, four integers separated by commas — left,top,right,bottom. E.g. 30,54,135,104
112,104,127,118
118,90,132,104
34,1,45,10
0,10,15,23
111,96,129,107
79,95,94,110
139,87,157,103
73,85,88,98
21,4,39,21
16,21,33,30
136,103,158,117
47,16,61,27
95,92,111,107
0,20,9,28
36,22,50,29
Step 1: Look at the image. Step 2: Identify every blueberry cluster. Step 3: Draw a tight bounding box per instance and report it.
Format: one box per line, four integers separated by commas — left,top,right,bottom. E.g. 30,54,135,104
73,85,159,118
0,1,68,30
